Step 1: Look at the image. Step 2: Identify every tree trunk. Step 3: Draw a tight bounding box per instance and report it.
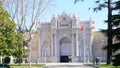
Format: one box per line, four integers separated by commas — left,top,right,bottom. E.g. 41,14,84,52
107,0,112,64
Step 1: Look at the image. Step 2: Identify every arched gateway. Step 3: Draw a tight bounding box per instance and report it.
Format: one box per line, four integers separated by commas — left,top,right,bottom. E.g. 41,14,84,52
60,37,72,62
37,12,94,63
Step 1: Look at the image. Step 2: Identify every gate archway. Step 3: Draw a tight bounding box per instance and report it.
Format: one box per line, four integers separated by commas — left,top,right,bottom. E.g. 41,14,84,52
60,37,72,62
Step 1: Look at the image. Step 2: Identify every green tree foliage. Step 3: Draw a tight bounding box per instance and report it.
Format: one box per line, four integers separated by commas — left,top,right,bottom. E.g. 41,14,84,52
95,0,120,65
110,0,120,66
12,33,22,59
90,0,120,65
0,1,24,60
0,1,16,56
0,1,27,65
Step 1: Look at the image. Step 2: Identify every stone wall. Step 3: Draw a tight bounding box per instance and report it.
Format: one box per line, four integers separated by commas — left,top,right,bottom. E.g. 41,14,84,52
92,31,107,61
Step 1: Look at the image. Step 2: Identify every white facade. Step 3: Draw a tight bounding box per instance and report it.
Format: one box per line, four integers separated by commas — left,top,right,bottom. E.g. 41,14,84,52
37,12,95,63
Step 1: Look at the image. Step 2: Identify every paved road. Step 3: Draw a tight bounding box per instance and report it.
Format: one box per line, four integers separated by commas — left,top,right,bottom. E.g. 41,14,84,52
42,63,94,68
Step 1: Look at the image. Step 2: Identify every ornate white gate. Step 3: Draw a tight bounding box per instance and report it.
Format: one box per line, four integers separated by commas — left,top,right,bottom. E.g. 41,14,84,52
60,43,71,55
60,37,72,62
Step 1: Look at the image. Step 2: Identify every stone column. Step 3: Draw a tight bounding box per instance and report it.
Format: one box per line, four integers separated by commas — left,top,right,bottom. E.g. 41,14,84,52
39,30,43,62
72,33,75,56
83,29,86,63
41,46,44,62
54,34,57,56
0,56,2,64
51,34,54,56
38,37,40,62
40,38,43,62
89,35,93,61
76,30,79,56
10,56,13,64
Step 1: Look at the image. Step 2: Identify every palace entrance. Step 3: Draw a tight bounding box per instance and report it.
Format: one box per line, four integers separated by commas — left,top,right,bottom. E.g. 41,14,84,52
60,37,72,62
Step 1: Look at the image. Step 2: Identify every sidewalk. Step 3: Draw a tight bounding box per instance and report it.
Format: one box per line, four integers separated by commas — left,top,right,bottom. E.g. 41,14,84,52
42,63,94,68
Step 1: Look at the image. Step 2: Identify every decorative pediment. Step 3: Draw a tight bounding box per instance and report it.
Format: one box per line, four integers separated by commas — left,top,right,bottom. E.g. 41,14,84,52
57,12,72,27
51,12,81,28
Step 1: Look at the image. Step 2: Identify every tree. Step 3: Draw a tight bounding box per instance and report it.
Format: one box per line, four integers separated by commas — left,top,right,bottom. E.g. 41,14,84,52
0,1,16,56
0,1,24,65
110,0,120,66
1,0,53,62
93,0,120,65
106,0,112,65
0,1,21,65
12,32,23,64
1,0,53,65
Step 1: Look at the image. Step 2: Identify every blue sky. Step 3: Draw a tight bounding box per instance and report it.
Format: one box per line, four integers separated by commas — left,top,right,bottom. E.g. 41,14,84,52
41,0,108,31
